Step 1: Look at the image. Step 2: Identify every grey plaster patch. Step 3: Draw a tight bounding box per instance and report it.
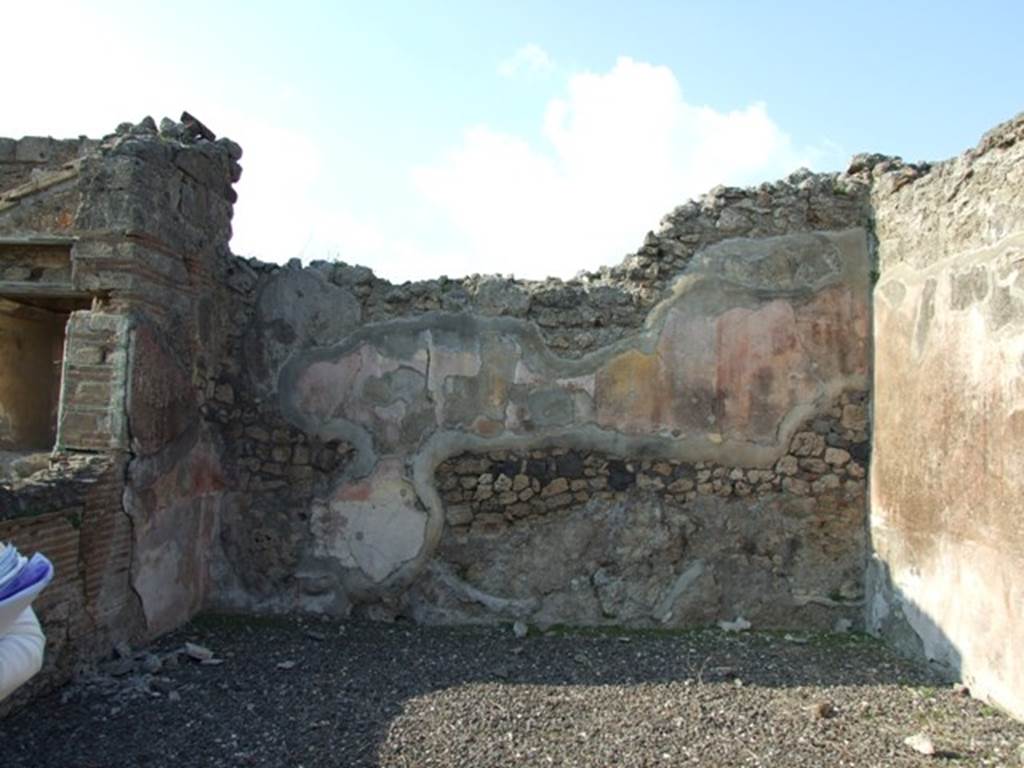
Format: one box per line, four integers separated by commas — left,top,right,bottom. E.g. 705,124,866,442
692,232,843,292
526,389,575,427
362,367,427,407
243,268,361,397
878,279,907,307
653,559,706,623
418,561,540,620
989,285,1024,330
950,264,990,310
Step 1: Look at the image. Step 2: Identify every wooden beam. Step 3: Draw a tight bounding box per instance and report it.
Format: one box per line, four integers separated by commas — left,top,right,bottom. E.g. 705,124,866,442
0,281,89,299
0,236,76,247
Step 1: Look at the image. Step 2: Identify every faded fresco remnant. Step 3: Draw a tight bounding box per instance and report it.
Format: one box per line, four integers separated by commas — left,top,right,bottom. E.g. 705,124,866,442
263,229,871,630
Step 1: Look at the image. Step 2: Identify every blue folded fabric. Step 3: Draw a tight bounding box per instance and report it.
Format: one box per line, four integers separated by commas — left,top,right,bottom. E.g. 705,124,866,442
0,553,53,603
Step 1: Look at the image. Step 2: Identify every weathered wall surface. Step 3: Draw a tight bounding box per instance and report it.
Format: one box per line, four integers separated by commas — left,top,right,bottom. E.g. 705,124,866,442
0,455,139,717
211,177,874,630
0,116,242,702
4,109,1023,721
422,391,869,628
0,137,97,207
869,114,1024,718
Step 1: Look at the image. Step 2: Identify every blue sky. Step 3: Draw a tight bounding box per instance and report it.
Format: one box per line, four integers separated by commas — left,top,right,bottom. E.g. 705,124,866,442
7,1,1023,280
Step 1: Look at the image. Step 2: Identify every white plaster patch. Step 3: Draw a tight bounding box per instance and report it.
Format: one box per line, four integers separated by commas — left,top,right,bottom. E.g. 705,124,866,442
570,389,595,422
964,305,989,386
310,459,427,584
504,400,522,431
513,359,545,386
134,540,186,630
555,373,596,398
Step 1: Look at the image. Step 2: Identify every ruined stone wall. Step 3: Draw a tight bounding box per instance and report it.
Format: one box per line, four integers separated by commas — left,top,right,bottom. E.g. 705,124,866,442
306,168,866,359
422,388,868,629
0,116,242,703
203,262,358,613
868,114,1024,719
210,175,874,632
0,456,136,716
4,109,1023,722
0,137,98,203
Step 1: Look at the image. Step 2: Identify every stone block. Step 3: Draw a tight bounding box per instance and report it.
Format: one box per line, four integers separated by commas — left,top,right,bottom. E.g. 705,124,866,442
799,458,828,474
824,447,851,466
782,477,810,496
446,505,474,526
790,432,825,457
841,404,867,431
544,492,574,510
775,456,799,476
14,136,52,162
541,477,569,497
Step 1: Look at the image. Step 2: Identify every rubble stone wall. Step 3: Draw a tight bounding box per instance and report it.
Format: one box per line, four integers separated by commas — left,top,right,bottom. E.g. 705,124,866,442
0,136,98,200
0,116,242,704
212,196,874,630
869,114,1024,719
421,388,868,629
0,455,138,717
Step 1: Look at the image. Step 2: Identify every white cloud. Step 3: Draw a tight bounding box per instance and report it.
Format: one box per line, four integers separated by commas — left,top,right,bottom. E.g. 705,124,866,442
408,57,836,280
498,43,554,78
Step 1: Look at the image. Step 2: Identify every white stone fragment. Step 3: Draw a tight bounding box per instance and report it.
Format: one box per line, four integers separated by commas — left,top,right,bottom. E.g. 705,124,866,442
718,616,752,633
904,733,936,756
184,642,213,662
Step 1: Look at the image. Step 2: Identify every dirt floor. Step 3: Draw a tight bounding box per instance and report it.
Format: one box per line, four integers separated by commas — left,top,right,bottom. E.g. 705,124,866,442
2,614,1023,767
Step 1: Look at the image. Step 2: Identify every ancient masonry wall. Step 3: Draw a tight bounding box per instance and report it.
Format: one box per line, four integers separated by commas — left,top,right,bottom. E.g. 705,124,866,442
1,112,1022,721
0,456,135,713
868,114,1024,719
0,117,241,713
210,178,873,631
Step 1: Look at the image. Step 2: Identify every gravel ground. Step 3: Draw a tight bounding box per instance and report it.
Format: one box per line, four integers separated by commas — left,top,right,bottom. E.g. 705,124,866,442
3,614,1023,767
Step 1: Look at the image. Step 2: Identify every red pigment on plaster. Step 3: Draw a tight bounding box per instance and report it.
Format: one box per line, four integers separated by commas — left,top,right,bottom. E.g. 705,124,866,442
337,481,372,502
